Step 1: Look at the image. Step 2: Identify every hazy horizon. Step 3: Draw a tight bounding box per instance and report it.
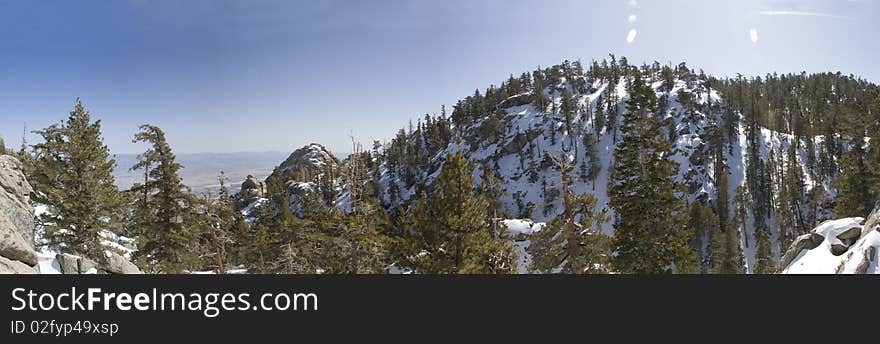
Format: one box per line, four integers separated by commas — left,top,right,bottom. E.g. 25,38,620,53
2,0,878,155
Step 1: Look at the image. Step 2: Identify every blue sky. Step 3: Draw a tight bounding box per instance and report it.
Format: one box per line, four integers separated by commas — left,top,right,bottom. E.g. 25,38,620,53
1,0,877,154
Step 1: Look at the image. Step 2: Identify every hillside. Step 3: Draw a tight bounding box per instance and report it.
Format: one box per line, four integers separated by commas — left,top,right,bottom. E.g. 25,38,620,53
247,58,880,273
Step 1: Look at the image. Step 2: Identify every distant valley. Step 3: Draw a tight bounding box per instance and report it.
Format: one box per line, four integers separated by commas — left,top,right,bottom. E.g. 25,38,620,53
113,151,291,195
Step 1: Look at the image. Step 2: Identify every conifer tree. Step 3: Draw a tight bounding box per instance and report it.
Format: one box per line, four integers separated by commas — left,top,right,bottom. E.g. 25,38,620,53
753,230,776,274
561,88,576,136
530,150,608,273
336,201,390,273
710,227,744,274
833,139,874,218
245,205,279,273
532,70,549,111
31,99,123,259
609,73,692,273
129,124,199,273
687,202,719,273
529,191,610,274
594,95,606,136
402,151,517,273
198,172,236,273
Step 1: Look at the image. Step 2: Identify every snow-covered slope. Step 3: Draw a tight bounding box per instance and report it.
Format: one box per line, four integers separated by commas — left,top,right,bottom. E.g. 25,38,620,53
252,64,858,273
371,75,830,272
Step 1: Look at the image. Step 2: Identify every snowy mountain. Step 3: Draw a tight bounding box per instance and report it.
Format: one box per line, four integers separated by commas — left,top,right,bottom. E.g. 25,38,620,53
246,59,877,273
371,74,825,272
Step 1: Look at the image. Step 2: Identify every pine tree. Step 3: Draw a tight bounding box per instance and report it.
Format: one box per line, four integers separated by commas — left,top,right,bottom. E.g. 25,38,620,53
833,140,874,218
529,192,611,274
129,124,199,273
402,151,517,273
245,205,278,273
594,95,606,136
560,88,576,136
710,227,744,274
753,230,776,274
336,201,390,273
609,73,692,273
479,165,504,217
532,69,549,111
530,150,611,273
687,202,719,273
200,172,235,273
31,99,123,259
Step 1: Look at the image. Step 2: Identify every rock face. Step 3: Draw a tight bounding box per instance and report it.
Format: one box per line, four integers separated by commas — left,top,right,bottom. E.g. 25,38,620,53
0,255,35,274
241,175,265,203
0,155,35,246
778,234,818,271
0,154,37,274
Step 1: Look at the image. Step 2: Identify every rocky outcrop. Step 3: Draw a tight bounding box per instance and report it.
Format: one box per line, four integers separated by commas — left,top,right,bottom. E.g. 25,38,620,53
271,143,339,183
241,175,265,203
0,154,37,274
781,208,880,274
0,155,34,246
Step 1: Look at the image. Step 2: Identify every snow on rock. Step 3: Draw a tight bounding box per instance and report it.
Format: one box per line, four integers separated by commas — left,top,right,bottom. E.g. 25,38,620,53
783,213,880,274
503,219,545,237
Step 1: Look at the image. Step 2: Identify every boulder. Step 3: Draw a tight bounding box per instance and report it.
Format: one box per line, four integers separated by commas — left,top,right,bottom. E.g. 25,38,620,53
55,253,80,274
0,255,37,274
101,252,141,274
778,234,817,272
810,232,825,246
836,226,862,241
831,242,850,256
0,215,37,265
